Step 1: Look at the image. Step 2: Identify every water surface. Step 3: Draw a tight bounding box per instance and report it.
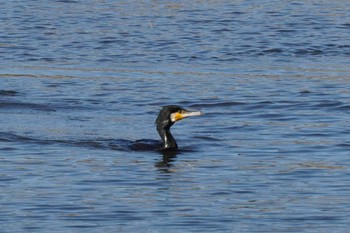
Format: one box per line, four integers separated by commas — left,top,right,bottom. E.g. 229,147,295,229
1,1,350,232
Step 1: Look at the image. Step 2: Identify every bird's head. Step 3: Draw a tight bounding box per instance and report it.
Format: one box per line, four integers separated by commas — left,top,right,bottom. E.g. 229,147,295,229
155,105,202,131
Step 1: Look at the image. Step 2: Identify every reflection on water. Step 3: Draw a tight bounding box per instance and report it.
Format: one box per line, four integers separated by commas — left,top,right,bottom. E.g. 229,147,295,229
155,151,178,173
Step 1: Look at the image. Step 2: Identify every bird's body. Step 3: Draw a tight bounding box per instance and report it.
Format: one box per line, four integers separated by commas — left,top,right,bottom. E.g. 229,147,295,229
96,105,202,152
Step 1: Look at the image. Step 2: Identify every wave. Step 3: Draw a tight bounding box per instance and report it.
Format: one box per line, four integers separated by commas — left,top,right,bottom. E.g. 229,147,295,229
0,132,167,152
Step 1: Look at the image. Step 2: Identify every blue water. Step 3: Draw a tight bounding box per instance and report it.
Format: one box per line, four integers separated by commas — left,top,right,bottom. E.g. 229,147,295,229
1,1,350,232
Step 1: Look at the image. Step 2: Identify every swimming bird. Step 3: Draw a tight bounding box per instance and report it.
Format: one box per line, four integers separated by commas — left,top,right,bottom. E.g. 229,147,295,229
96,105,202,152
155,105,202,150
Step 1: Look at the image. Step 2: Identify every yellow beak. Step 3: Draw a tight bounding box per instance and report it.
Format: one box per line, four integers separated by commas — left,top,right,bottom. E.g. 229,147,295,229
170,110,202,122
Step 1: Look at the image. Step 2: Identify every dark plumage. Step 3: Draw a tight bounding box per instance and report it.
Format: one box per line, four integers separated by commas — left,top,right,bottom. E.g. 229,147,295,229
155,105,202,150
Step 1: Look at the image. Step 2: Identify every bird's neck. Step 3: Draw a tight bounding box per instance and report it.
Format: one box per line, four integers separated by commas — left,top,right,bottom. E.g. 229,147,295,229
158,128,178,149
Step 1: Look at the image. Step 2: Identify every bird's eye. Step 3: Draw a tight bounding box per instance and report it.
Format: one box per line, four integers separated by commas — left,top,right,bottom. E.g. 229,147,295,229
180,110,185,114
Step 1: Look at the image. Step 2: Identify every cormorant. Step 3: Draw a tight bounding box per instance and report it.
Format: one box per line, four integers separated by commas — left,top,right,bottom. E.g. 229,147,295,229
155,105,202,150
